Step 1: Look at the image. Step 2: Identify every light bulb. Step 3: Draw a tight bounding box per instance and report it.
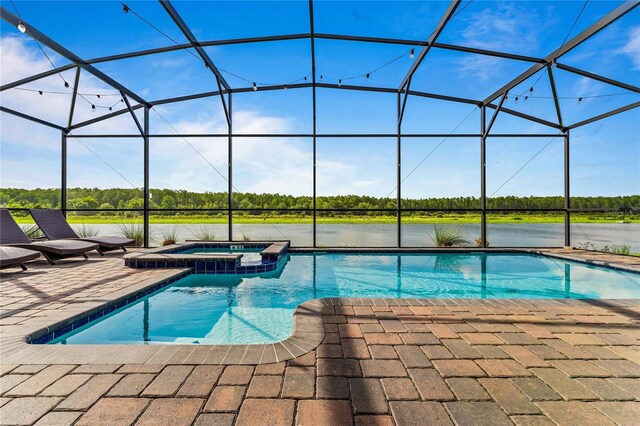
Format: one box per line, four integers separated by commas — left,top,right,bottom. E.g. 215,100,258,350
17,21,26,33
578,97,583,104
38,90,43,95
252,82,257,91
410,49,415,59
338,79,342,86
64,82,69,88
123,4,130,13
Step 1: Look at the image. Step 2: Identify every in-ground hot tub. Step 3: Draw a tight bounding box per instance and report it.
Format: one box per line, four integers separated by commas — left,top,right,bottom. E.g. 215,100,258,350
124,241,289,274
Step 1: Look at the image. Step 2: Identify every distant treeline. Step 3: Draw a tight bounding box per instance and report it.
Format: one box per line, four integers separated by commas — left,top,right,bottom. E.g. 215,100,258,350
1,188,638,213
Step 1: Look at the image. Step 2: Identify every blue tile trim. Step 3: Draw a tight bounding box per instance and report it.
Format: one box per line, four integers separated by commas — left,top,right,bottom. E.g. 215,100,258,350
29,270,191,344
125,242,290,274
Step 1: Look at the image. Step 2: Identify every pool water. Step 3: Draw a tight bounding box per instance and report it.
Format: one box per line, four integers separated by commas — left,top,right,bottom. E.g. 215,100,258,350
50,253,639,345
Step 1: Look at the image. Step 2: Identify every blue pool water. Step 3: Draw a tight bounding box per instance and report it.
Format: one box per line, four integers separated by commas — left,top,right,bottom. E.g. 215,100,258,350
49,253,639,345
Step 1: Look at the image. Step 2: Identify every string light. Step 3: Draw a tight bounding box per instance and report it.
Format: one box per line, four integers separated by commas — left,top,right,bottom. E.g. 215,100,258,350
338,79,342,86
524,96,528,101
252,82,257,91
283,85,288,90
514,96,519,104
117,0,474,91
38,90,43,95
64,82,69,88
578,97,583,104
529,87,534,93
91,104,96,111
17,20,26,33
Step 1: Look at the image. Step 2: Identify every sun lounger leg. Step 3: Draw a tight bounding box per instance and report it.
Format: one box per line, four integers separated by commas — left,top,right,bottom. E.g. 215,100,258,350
97,249,105,256
83,253,89,259
41,253,56,265
20,264,28,271
122,247,128,252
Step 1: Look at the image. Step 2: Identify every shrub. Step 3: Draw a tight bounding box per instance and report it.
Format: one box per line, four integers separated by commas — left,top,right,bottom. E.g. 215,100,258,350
577,241,596,251
19,224,44,240
474,237,490,247
430,224,470,247
73,224,99,238
602,245,631,255
190,225,216,241
159,227,179,246
117,223,144,247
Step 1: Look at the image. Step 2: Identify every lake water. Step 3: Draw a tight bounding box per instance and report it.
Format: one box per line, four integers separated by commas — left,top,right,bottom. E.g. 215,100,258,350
72,222,639,251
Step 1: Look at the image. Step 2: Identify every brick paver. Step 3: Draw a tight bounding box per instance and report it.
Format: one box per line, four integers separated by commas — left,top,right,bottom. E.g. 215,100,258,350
136,398,203,426
0,397,61,425
0,250,638,425
296,399,353,426
204,386,246,412
236,399,295,425
75,397,150,426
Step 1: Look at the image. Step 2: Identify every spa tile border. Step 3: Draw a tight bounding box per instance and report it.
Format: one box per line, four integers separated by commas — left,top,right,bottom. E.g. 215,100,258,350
123,241,290,273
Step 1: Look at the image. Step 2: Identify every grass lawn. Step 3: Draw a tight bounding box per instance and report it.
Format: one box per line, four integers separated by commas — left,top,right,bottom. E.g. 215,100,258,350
10,213,635,225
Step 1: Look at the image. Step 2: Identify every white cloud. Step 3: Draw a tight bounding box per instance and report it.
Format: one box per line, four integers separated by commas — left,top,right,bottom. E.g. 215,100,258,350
3,36,400,197
459,3,543,53
618,26,640,70
1,35,139,135
0,35,63,83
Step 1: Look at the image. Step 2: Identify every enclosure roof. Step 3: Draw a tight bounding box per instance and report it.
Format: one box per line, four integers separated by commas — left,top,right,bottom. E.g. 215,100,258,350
0,0,639,133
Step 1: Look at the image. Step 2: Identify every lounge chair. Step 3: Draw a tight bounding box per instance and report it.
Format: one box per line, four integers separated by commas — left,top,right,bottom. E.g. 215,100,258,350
29,209,135,255
0,209,98,265
0,246,41,271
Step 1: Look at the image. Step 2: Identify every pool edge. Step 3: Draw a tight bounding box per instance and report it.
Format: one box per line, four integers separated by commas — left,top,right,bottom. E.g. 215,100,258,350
2,248,638,365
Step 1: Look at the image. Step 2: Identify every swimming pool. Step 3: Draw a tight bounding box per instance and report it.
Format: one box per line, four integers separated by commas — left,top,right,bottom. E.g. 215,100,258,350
48,253,639,345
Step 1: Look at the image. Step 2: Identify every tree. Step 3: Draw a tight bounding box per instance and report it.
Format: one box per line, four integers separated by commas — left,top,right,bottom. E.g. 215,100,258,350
161,195,177,209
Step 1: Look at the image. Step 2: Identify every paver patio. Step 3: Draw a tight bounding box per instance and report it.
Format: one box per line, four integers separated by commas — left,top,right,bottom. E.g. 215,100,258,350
0,250,638,425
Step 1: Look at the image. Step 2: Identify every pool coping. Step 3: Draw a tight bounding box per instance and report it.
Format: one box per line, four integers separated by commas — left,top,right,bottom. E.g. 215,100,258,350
1,248,638,365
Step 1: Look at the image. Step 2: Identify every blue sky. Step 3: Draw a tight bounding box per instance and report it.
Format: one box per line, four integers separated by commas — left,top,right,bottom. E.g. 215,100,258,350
1,0,638,200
